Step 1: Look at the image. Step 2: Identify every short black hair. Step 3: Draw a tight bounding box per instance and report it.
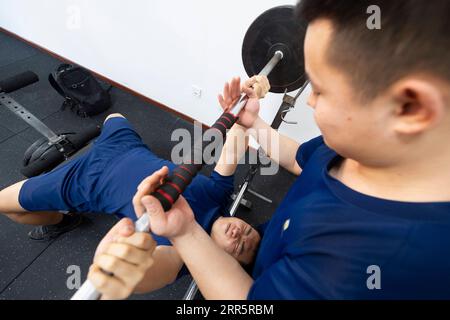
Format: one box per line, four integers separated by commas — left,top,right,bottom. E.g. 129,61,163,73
296,0,450,101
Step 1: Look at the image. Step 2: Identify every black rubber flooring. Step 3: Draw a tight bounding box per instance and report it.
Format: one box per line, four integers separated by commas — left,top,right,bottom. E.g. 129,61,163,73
0,30,297,300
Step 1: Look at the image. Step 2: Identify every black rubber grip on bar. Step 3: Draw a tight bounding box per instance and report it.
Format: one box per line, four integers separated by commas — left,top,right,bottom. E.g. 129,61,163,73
21,146,65,178
0,71,39,93
152,164,200,211
151,113,237,211
211,112,238,136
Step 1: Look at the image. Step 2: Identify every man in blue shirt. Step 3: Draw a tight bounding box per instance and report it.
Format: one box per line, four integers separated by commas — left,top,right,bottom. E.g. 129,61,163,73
0,77,270,298
115,0,450,300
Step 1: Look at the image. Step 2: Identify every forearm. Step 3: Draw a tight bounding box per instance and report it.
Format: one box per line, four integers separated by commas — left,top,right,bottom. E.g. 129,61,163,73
214,124,249,177
249,116,301,175
171,222,253,300
134,246,183,294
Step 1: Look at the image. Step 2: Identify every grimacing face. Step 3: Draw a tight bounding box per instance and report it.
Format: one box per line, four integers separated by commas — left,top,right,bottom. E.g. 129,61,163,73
211,217,261,265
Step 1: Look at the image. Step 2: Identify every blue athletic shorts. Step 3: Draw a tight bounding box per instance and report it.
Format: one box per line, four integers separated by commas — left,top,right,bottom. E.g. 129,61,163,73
18,117,233,224
18,117,150,213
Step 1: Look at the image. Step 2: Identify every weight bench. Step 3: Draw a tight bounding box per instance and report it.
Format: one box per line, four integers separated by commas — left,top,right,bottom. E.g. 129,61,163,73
0,71,101,178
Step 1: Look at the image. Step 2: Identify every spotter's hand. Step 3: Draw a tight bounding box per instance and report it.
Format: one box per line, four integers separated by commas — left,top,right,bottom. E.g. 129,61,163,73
218,76,270,128
88,219,156,300
242,75,271,99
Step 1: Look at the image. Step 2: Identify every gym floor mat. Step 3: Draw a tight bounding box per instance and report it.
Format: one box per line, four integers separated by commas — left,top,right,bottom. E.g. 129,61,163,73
0,124,14,144
0,135,32,189
0,214,54,294
0,32,39,69
0,214,116,299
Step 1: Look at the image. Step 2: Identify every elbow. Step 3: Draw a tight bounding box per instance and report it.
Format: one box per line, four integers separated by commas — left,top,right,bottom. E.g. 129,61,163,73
166,269,179,286
133,278,172,295
133,269,180,295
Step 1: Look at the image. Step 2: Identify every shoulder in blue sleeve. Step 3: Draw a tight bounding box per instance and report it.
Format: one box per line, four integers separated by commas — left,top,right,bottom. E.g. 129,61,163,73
296,136,325,169
208,171,235,208
183,171,235,214
256,221,270,238
247,255,322,300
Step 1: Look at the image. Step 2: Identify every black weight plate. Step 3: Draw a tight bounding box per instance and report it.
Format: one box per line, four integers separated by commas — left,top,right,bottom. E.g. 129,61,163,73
29,140,57,165
23,133,76,166
242,5,307,93
23,137,49,167
22,133,79,178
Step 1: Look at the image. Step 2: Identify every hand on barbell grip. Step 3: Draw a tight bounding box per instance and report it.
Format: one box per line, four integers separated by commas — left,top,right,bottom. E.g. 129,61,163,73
218,76,269,129
218,77,242,113
133,167,169,218
218,76,270,112
139,192,196,239
132,166,196,239
243,75,271,99
88,218,156,300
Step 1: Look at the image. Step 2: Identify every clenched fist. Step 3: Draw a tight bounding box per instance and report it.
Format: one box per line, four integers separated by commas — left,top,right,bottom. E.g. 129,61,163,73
88,218,156,300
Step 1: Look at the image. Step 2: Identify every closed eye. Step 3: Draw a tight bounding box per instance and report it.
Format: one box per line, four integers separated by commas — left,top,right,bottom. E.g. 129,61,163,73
233,241,239,255
238,241,245,256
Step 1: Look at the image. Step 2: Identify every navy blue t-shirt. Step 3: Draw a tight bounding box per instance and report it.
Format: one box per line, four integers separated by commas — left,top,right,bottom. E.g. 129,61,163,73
248,136,450,300
20,117,234,247
93,148,234,246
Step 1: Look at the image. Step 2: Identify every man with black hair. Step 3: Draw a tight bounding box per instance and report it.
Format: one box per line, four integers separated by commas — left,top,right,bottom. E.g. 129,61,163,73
0,77,269,299
124,0,450,299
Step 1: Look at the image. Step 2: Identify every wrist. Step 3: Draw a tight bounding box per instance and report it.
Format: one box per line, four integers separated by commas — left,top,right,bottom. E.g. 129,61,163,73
170,220,201,246
247,116,267,138
251,116,265,130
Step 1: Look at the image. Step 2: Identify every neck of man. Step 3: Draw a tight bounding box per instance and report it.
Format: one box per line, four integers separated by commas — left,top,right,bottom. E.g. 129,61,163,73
333,145,450,203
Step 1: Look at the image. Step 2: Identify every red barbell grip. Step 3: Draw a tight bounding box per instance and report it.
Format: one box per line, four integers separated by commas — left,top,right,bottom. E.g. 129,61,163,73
151,112,238,211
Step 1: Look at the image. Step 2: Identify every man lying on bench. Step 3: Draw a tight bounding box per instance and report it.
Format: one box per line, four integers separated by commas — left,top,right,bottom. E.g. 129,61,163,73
0,76,270,298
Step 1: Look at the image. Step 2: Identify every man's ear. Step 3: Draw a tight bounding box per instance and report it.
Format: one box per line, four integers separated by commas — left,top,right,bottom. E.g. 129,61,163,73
391,78,446,135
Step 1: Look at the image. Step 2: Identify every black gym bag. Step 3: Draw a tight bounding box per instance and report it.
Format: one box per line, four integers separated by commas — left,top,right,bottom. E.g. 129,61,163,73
49,64,112,117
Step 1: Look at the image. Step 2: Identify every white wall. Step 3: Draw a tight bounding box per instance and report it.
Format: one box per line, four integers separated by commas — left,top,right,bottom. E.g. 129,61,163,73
0,0,320,145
